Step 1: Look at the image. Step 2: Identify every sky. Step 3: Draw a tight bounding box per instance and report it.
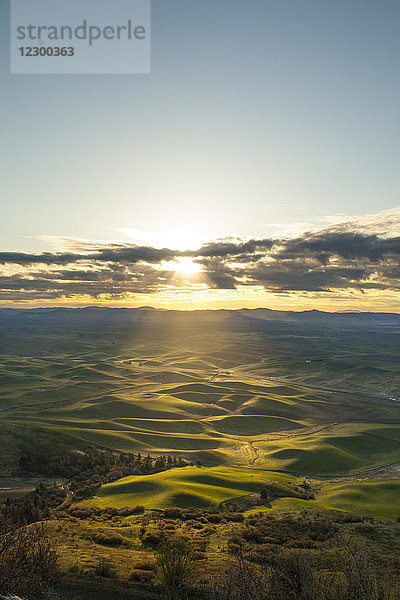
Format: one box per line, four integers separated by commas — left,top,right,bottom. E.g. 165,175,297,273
1,0,400,311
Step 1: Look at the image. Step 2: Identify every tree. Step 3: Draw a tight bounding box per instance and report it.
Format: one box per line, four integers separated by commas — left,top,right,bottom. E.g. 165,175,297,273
260,488,271,504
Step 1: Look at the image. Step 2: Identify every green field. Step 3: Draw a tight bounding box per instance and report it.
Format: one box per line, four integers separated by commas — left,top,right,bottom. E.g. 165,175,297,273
2,358,399,474
1,308,400,520
84,465,400,521
84,466,298,509
316,479,400,520
254,423,400,474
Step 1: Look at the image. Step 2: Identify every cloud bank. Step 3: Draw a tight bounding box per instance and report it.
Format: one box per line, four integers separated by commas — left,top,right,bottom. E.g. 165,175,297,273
1,210,400,302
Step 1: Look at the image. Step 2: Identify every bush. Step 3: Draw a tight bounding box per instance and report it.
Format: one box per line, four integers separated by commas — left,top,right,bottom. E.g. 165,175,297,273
93,559,117,579
90,531,130,547
241,514,336,547
67,564,86,576
134,560,156,571
210,552,268,600
127,569,153,583
155,538,197,590
207,514,223,524
118,505,145,516
0,521,59,597
164,508,184,519
142,531,162,545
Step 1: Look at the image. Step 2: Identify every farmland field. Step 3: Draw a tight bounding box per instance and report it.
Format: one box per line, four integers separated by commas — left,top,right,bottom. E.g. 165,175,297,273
1,307,400,520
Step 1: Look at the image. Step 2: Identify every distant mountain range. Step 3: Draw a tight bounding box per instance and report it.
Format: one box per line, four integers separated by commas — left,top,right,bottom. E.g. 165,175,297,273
1,306,400,329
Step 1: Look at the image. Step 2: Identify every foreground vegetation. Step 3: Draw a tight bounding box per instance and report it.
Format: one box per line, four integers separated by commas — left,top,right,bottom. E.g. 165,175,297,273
1,497,400,599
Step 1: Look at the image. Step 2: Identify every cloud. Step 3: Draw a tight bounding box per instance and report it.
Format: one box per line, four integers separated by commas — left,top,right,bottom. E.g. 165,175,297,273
1,209,400,301
0,252,83,266
194,238,274,258
0,245,178,266
275,231,400,262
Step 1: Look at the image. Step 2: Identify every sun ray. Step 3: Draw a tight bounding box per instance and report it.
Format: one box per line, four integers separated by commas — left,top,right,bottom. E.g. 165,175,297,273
174,257,202,274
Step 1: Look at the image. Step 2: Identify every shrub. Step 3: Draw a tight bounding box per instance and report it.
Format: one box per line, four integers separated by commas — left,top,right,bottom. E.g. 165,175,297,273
119,505,145,516
285,538,315,549
93,559,117,579
90,531,130,547
210,552,268,600
67,564,86,576
164,508,184,519
142,531,162,545
207,514,223,524
0,521,59,597
127,569,153,583
133,560,156,571
354,523,377,536
155,538,197,590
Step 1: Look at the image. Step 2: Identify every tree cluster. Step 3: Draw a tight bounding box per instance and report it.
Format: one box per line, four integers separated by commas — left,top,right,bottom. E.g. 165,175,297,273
18,448,193,500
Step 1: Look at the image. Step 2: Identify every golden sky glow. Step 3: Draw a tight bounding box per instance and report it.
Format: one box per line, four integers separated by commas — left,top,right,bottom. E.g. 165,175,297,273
0,209,400,313
7,287,400,314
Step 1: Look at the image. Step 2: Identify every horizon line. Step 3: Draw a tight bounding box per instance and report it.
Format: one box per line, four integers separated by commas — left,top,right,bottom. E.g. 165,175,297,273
1,305,400,316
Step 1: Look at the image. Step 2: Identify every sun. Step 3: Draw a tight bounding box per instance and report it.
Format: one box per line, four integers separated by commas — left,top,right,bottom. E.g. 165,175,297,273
157,256,203,275
174,257,202,274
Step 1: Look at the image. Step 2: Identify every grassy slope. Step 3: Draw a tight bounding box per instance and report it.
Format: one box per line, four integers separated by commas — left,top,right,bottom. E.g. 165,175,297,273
4,356,399,474
85,466,297,509
84,465,400,521
269,479,400,521
315,479,400,521
254,423,400,475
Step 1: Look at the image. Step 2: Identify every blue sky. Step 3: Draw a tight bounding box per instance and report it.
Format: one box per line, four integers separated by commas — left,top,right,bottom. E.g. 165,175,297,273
1,1,400,309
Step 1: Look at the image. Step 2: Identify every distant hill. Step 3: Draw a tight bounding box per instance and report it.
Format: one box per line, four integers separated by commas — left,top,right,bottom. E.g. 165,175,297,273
0,306,399,329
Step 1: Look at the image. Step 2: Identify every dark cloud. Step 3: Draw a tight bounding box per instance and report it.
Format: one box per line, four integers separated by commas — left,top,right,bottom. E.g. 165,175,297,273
0,252,83,266
244,265,371,292
0,245,177,266
205,272,237,290
1,225,400,300
194,239,274,258
276,232,400,263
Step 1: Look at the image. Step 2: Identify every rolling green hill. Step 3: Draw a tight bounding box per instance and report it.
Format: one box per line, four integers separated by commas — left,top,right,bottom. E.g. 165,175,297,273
316,479,400,521
84,466,298,509
254,423,400,475
1,308,400,521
